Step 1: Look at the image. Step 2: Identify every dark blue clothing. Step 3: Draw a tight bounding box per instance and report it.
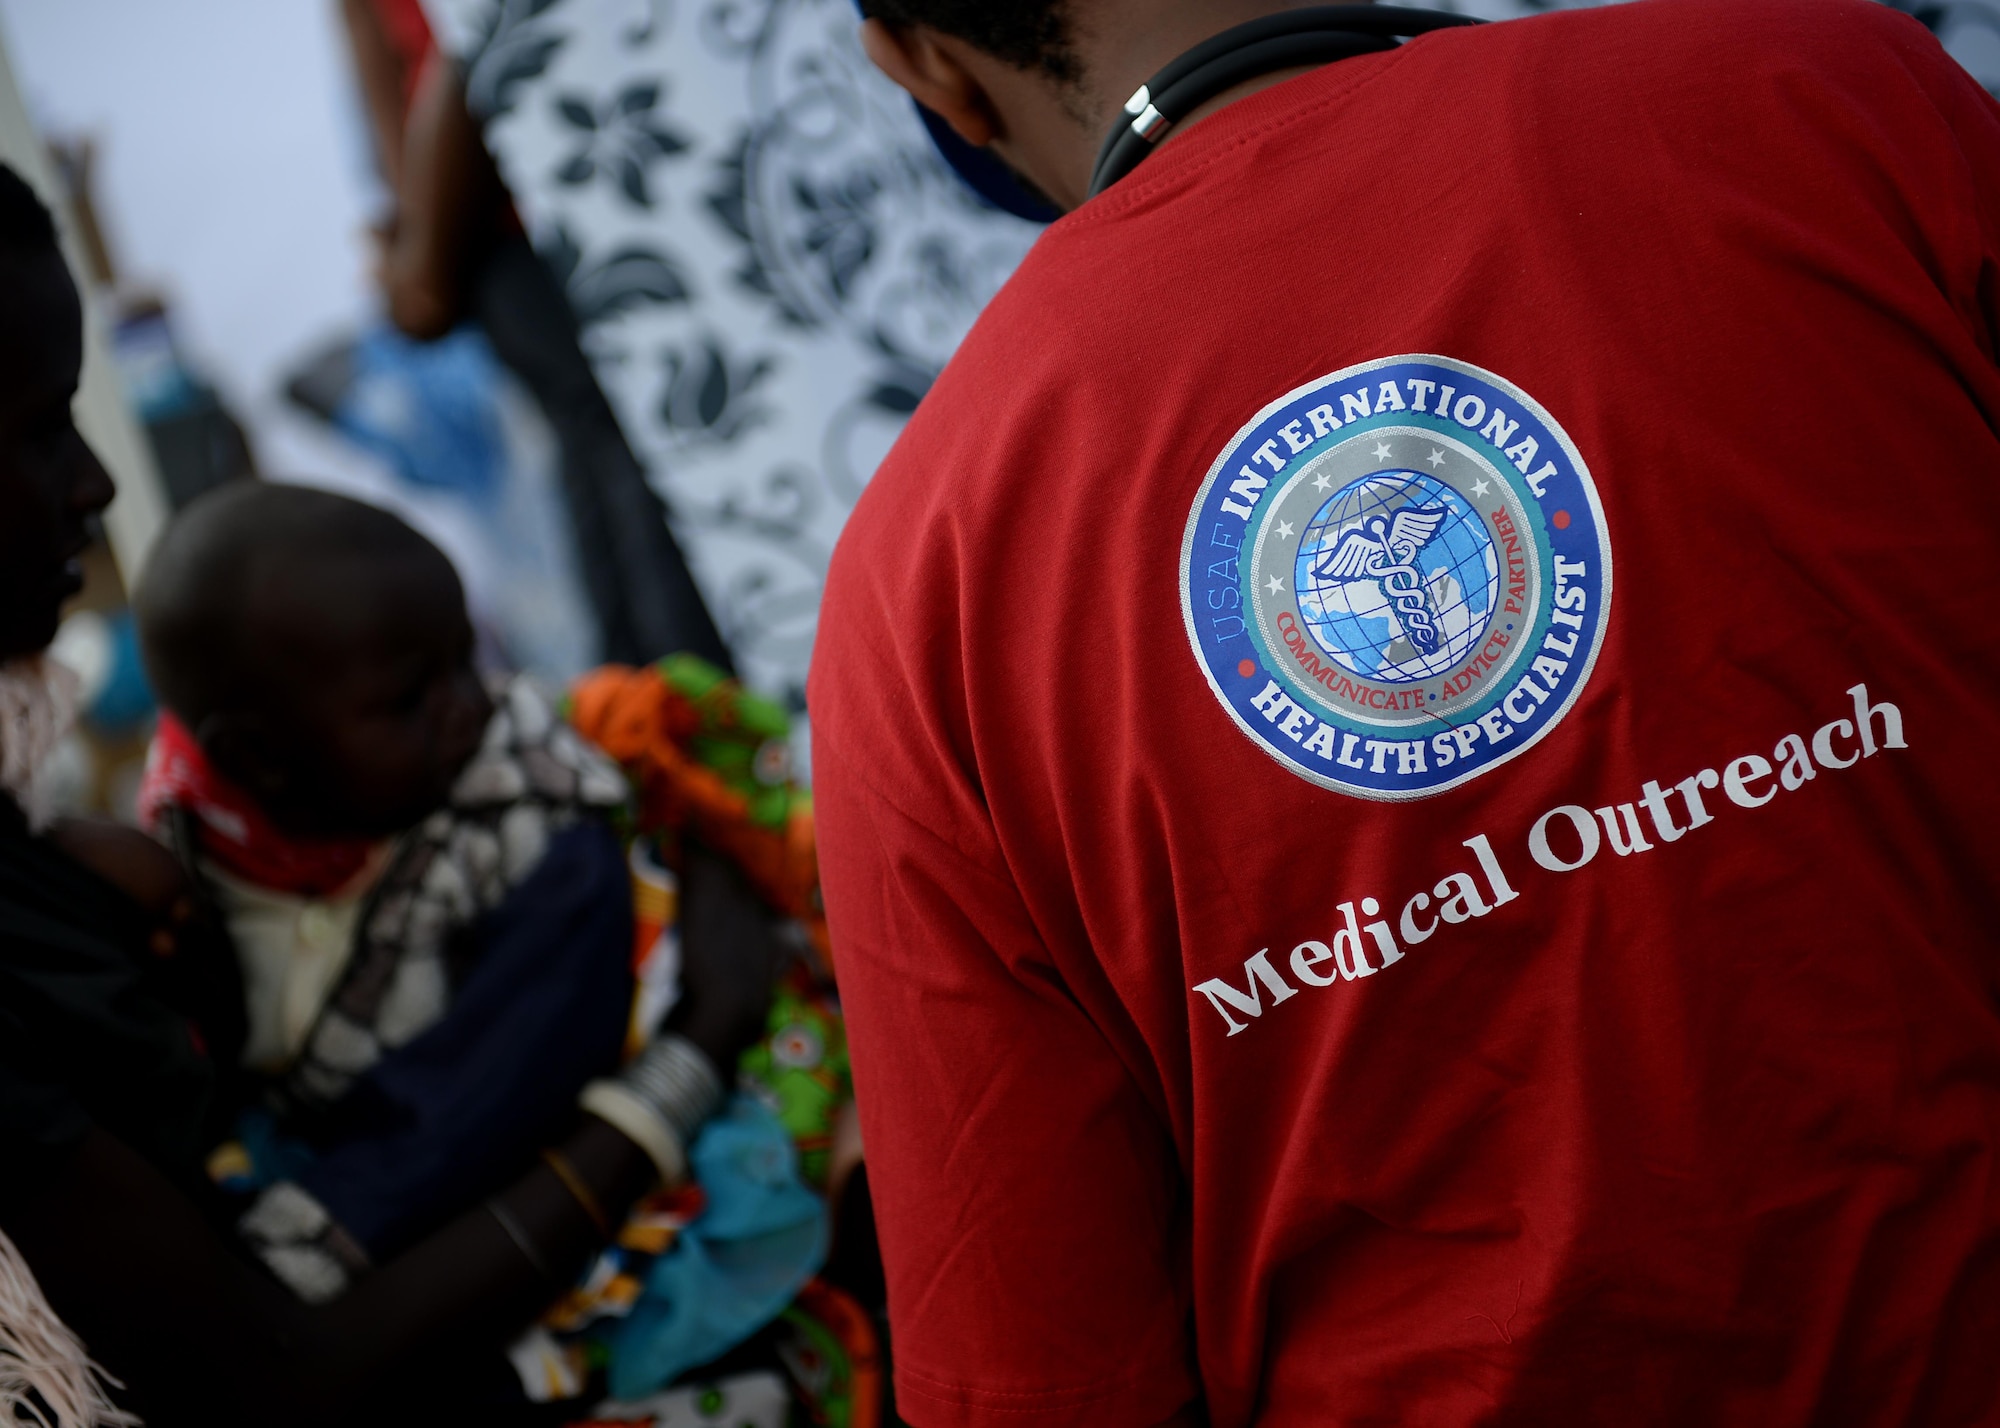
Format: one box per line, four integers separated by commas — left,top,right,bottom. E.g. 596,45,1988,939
298,819,633,1257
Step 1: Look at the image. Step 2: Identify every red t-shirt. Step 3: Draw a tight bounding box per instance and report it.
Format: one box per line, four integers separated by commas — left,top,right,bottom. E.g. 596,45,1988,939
809,1,2000,1423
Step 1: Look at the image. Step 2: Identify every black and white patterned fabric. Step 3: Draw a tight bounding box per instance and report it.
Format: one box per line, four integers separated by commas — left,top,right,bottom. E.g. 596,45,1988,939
241,676,630,1300
424,0,1042,710
279,676,629,1111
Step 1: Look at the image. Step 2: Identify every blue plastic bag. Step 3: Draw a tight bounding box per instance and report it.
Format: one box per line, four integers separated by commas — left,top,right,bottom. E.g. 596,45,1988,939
606,1095,828,1400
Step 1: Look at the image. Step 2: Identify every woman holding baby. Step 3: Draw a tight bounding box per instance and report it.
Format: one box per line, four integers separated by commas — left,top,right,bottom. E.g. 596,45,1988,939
0,165,778,1427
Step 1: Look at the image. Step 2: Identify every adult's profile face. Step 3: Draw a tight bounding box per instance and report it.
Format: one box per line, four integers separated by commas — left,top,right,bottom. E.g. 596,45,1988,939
0,245,113,661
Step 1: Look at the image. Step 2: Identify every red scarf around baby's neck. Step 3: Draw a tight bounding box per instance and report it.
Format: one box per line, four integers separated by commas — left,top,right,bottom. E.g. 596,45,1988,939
137,712,379,898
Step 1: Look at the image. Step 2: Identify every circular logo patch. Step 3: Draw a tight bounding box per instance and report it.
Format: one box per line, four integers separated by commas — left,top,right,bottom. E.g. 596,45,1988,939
1180,354,1611,799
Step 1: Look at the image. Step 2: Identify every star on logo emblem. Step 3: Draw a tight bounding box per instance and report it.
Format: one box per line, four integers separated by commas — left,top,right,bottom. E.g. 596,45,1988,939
1312,472,1332,492
1470,476,1491,497
1276,520,1294,540
1265,575,1285,595
1427,448,1445,468
1372,442,1393,462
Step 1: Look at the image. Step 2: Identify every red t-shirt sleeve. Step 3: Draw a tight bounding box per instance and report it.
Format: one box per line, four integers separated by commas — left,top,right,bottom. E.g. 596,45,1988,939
814,730,1199,1428
1883,4,2000,359
1932,54,2000,359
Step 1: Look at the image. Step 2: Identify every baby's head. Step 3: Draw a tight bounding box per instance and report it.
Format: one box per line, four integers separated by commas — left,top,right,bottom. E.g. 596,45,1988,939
136,484,493,839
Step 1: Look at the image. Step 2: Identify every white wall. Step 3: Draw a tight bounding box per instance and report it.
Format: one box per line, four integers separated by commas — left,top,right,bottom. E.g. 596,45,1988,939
0,0,383,461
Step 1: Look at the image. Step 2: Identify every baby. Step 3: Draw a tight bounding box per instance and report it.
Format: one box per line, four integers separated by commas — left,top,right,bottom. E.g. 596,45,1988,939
133,482,641,1301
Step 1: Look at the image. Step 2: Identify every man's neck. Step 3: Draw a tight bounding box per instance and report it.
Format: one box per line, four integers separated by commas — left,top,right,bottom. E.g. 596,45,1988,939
1008,0,1367,208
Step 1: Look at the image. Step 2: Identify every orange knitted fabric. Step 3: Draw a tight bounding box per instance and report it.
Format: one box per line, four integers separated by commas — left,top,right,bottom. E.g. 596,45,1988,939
569,662,828,966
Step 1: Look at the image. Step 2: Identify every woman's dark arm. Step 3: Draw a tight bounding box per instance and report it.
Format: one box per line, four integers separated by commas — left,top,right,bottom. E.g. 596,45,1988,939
378,56,500,340
4,844,779,1426
6,1116,649,1427
337,0,491,340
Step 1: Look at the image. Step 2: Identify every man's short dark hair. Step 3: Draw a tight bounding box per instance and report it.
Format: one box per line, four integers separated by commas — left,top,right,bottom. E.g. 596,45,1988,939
0,165,58,260
861,0,1078,82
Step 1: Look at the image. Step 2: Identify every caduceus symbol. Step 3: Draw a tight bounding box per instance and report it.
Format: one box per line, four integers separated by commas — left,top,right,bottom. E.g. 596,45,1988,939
1312,505,1450,655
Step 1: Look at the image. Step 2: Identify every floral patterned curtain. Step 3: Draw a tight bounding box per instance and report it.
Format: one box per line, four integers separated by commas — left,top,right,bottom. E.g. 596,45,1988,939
425,0,1042,710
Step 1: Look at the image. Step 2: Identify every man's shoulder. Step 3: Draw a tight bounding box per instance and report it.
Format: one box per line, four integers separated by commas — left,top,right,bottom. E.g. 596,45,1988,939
822,226,1122,605
1496,0,1935,64
813,0,1977,735
810,243,1090,766
1388,0,1955,139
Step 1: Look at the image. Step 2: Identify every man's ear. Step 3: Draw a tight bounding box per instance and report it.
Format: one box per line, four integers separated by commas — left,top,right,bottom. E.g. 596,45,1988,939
197,712,294,809
859,18,999,147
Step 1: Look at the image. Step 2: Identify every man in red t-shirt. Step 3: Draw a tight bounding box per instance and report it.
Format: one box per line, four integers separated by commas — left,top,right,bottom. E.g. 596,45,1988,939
809,1,2000,1423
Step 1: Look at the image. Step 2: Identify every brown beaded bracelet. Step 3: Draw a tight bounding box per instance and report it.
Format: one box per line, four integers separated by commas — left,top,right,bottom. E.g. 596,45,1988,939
539,1146,612,1238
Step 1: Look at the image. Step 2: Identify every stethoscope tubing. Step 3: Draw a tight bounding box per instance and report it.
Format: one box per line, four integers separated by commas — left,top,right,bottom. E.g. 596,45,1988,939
1087,5,1480,199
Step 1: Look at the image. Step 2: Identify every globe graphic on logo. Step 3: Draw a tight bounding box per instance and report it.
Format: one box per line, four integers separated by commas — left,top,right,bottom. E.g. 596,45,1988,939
1293,471,1500,684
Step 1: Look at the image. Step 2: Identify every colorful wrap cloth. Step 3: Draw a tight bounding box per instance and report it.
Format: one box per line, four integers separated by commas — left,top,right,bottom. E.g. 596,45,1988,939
530,656,870,1423
569,656,827,964
541,1095,828,1400
513,989,864,1419
566,1280,882,1428
570,1370,791,1428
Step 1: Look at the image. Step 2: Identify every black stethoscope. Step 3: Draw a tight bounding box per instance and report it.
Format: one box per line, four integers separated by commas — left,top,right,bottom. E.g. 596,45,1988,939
1086,5,1481,200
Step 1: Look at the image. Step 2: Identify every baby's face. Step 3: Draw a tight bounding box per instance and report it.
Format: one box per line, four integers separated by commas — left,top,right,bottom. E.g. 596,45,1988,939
258,551,494,840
